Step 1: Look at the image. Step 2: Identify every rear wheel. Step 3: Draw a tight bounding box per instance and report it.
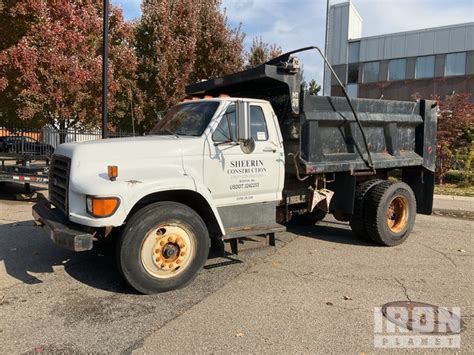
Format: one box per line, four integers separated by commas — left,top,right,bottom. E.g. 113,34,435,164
117,202,210,294
364,182,416,246
350,179,388,242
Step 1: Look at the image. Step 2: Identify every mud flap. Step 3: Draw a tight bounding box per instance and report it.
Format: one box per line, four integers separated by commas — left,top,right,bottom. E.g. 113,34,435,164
309,188,334,213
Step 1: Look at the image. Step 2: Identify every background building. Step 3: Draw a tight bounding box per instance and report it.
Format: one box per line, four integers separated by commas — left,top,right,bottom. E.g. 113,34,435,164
324,1,474,101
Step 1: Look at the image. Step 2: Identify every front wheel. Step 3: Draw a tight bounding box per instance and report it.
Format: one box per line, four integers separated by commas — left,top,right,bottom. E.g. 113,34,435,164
117,202,210,294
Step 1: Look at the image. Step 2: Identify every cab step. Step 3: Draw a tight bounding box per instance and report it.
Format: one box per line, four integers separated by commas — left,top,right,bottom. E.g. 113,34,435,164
220,223,286,255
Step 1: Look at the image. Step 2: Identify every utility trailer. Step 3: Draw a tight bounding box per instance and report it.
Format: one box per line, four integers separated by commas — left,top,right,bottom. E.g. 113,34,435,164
32,48,438,294
0,154,49,192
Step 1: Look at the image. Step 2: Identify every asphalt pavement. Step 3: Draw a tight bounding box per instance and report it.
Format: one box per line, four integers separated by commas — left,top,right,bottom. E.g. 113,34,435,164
0,182,472,353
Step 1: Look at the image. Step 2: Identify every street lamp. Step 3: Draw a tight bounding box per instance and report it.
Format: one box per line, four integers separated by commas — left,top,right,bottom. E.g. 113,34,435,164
102,0,109,139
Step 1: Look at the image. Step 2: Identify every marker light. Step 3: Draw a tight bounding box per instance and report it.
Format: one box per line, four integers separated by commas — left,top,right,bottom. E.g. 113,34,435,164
86,196,120,218
107,165,118,181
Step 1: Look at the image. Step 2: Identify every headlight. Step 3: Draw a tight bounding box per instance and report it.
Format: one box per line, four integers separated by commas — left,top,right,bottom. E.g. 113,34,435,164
86,196,120,218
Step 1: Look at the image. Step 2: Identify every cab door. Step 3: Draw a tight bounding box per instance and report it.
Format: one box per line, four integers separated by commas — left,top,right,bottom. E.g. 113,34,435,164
203,102,284,207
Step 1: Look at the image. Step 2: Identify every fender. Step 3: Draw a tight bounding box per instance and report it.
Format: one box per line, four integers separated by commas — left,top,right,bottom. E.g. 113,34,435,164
124,175,226,235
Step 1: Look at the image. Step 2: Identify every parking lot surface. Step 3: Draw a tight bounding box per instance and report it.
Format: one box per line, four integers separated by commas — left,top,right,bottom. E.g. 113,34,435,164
0,183,472,353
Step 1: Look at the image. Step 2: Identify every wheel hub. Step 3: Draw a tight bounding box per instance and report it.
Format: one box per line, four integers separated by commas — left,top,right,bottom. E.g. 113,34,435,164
152,233,187,270
140,224,194,279
386,196,408,233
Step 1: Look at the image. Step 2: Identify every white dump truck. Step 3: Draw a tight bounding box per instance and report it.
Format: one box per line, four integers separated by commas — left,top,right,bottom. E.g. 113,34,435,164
33,48,437,294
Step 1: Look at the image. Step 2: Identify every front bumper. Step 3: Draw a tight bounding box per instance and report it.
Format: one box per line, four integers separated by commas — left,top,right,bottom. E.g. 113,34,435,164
32,194,94,252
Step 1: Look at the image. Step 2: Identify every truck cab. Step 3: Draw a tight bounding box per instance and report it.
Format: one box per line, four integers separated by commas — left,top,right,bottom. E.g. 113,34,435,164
33,97,287,294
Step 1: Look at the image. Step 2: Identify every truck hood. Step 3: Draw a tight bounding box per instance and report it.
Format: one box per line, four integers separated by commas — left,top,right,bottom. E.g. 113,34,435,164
55,135,183,161
54,135,205,193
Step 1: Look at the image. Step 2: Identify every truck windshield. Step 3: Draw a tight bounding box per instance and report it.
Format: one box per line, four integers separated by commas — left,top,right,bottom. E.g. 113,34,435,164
149,101,219,136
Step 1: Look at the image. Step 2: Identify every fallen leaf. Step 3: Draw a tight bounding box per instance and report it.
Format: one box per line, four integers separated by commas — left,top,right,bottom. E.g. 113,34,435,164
326,302,333,306
235,332,245,338
343,295,352,301
457,249,466,253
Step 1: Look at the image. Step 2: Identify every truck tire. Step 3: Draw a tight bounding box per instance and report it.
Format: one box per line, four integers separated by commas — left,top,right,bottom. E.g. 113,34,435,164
117,202,210,294
364,182,416,246
350,179,389,242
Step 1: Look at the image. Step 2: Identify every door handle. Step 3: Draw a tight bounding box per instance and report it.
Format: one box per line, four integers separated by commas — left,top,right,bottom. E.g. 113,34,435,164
263,147,277,153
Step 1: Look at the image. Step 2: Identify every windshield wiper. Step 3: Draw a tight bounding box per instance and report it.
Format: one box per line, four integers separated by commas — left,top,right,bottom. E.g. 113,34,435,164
155,129,178,137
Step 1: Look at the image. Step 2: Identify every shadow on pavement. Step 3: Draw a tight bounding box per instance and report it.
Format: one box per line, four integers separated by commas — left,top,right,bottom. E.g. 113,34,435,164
287,220,375,247
0,220,137,293
0,181,44,201
0,219,244,294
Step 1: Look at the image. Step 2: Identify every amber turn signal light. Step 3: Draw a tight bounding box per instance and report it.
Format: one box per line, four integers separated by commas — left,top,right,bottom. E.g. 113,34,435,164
86,196,120,218
108,165,118,181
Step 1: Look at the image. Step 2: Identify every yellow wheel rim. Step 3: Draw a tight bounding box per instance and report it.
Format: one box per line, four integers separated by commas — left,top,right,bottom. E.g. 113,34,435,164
140,224,194,279
386,196,409,233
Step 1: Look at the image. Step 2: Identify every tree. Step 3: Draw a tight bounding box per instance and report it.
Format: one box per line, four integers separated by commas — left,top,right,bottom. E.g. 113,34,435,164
0,1,140,131
136,0,246,129
435,93,474,184
190,0,245,83
308,79,321,96
245,37,282,68
136,0,199,128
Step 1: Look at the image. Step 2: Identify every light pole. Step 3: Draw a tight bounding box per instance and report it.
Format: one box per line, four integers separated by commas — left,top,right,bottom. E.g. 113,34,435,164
323,0,329,96
102,0,109,139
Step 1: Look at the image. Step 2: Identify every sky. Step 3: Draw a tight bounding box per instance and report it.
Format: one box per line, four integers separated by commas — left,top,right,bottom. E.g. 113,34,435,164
113,0,474,85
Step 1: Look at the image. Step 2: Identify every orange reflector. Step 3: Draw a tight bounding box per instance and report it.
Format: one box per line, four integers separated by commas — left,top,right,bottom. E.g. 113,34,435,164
204,95,213,99
107,165,118,181
219,94,230,98
90,197,120,218
192,97,200,100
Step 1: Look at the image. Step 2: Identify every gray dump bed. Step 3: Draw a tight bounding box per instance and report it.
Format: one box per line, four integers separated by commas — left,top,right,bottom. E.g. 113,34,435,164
186,56,437,175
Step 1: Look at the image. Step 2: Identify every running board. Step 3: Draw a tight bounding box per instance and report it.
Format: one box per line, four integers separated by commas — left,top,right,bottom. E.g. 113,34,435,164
221,223,286,255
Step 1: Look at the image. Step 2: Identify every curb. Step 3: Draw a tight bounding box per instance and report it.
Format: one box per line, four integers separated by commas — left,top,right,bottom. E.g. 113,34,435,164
433,194,474,202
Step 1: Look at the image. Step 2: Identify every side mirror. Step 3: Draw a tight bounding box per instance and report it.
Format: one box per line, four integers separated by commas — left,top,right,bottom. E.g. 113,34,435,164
236,100,255,154
236,100,250,141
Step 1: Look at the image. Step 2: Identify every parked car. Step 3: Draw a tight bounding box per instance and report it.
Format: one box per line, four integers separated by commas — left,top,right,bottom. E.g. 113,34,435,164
0,136,54,156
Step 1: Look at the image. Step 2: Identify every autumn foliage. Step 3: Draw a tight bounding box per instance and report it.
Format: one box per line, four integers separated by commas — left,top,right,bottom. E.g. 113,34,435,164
435,93,474,184
245,37,282,69
136,0,245,128
0,0,140,129
0,0,247,131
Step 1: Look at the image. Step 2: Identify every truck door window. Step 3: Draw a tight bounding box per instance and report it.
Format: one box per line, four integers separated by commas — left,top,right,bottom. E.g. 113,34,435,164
212,105,237,142
250,106,268,141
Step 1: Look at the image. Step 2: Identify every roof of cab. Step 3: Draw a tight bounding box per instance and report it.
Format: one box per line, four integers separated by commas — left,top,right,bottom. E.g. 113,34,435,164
178,97,269,104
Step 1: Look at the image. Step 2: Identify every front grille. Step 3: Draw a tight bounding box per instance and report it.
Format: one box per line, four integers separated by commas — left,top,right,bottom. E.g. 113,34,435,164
49,155,70,215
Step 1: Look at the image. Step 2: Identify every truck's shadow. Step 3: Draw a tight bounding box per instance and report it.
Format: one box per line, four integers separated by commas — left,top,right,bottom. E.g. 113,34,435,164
286,220,375,247
0,220,241,294
1,218,373,293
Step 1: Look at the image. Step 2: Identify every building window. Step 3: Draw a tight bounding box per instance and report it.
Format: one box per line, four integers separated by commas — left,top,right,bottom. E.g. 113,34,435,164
347,84,358,98
362,62,380,83
388,59,406,81
348,63,359,84
445,52,466,76
415,56,435,79
348,41,360,64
